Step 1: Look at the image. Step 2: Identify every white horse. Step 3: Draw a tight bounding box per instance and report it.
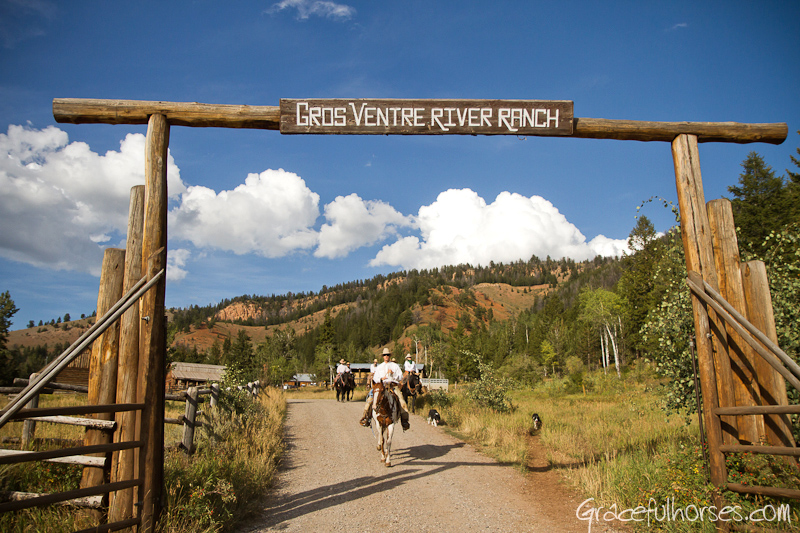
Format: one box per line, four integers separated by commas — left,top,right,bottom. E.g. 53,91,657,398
370,382,400,467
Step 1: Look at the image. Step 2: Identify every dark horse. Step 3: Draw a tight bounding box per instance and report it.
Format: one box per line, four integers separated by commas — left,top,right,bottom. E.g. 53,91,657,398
335,372,356,402
400,372,422,413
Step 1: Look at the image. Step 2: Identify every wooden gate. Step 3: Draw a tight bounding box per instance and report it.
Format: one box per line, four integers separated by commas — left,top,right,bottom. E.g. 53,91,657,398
4,97,791,531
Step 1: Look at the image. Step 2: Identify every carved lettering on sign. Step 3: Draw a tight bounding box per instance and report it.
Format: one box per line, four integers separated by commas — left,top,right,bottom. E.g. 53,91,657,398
280,99,574,135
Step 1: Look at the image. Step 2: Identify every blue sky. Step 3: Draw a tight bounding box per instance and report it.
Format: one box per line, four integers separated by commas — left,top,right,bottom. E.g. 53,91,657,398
1,1,798,329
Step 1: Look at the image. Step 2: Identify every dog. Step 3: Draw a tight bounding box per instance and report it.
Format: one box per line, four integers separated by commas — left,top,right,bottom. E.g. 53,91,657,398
530,413,543,433
427,409,441,427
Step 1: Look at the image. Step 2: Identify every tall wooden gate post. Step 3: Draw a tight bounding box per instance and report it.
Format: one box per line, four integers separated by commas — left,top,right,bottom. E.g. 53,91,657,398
137,113,169,533
707,199,762,444
81,248,125,490
109,184,145,527
741,261,796,448
671,134,728,486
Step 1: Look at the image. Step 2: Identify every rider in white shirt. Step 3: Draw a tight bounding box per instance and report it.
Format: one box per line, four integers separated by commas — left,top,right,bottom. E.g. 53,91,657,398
403,353,417,375
360,348,411,430
335,358,349,385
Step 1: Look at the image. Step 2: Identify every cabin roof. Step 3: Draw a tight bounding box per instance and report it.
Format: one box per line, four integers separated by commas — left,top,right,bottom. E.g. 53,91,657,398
169,362,226,382
289,373,316,382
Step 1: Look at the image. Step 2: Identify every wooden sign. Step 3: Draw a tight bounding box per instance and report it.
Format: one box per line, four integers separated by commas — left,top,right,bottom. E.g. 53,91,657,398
280,99,573,135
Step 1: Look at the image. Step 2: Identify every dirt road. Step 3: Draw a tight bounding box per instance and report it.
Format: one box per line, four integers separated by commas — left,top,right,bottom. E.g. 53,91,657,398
241,398,620,533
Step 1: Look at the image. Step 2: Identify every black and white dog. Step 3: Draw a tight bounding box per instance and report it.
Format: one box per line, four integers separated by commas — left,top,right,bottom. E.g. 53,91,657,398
530,413,543,433
427,409,441,427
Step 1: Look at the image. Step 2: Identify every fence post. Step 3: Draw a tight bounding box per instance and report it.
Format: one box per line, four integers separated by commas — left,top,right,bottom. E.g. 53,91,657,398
21,373,39,449
109,184,145,527
81,248,125,492
672,134,728,489
708,199,761,444
182,387,199,454
741,261,796,449
210,383,219,408
137,112,169,533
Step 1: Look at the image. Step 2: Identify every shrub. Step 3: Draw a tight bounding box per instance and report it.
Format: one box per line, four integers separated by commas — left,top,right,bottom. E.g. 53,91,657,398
462,351,512,413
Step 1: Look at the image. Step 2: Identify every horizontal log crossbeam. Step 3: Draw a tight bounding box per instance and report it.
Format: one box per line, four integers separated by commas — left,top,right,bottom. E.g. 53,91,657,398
0,478,142,513
0,449,106,467
53,98,788,144
1,491,103,509
0,440,143,466
726,483,800,501
2,403,145,421
719,444,800,457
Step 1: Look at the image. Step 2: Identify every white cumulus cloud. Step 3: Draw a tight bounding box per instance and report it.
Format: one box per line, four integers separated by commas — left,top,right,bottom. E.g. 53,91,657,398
315,193,412,258
167,248,191,282
1,126,629,282
169,169,320,257
0,124,184,275
369,189,629,270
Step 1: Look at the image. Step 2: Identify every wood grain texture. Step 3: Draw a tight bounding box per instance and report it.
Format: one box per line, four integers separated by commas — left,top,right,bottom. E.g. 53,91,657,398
672,134,729,487
52,98,787,143
707,199,760,444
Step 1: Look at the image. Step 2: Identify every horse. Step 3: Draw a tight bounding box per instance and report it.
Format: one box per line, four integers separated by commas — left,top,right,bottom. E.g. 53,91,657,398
370,382,400,467
334,372,355,402
400,372,422,413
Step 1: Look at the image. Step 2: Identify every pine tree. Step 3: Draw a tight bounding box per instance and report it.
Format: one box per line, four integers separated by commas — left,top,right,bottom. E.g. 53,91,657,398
617,215,663,358
1,291,19,350
728,152,791,257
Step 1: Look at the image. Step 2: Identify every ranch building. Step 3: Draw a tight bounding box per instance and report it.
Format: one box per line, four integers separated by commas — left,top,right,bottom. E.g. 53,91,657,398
165,362,225,392
284,373,316,389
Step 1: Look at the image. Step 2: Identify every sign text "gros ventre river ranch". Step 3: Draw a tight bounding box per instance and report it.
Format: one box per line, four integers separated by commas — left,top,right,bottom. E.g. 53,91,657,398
280,99,574,135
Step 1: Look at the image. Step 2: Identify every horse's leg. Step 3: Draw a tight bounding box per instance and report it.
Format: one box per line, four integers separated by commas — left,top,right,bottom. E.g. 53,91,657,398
409,394,415,414
384,423,394,467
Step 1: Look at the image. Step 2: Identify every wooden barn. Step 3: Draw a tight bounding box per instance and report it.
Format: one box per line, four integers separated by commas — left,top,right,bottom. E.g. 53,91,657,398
283,373,316,388
165,362,225,392
53,346,91,386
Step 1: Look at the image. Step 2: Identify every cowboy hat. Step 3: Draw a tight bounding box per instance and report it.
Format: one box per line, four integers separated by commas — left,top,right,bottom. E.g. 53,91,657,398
339,358,346,364
381,348,391,356
405,354,412,359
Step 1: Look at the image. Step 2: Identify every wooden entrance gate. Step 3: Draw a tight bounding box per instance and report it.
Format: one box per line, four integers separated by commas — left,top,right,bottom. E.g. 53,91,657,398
38,97,797,528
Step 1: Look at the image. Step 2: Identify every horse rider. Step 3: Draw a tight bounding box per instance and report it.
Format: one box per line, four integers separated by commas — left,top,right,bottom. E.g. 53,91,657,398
403,353,418,379
359,348,411,430
368,358,378,389
335,358,349,386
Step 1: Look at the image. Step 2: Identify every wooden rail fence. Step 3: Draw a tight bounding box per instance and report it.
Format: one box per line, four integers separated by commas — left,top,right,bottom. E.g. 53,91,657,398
1,379,259,525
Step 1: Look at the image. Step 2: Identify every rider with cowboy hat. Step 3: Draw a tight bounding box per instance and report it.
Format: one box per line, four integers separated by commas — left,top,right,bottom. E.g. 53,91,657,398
403,353,418,377
359,348,411,430
335,358,349,386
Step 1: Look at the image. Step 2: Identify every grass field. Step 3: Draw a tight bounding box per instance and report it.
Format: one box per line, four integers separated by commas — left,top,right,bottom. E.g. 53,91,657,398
3,372,798,532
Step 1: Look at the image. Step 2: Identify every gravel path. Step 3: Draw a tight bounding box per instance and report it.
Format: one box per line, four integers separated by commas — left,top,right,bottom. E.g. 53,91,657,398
240,398,621,533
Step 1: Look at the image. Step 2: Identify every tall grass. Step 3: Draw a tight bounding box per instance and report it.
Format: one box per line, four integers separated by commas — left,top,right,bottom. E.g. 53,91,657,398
0,389,288,533
415,369,800,531
157,388,287,532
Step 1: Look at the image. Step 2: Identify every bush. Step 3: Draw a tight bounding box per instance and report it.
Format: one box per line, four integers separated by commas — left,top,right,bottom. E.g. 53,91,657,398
462,351,512,413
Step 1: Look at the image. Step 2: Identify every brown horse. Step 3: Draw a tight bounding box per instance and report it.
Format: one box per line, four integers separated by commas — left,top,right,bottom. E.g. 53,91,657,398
370,382,400,467
335,372,356,401
401,372,422,414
